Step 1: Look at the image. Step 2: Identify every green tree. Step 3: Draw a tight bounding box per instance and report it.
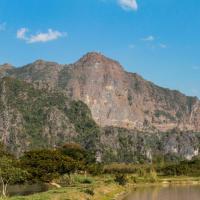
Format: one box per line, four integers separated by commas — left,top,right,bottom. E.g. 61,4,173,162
20,149,76,183
0,156,28,197
65,101,100,163
61,143,86,161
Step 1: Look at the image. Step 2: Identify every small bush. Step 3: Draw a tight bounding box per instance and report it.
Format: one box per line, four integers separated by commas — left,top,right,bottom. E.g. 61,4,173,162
74,175,93,184
103,163,137,174
83,188,94,196
87,164,103,175
81,178,93,184
114,174,127,186
148,169,158,183
130,175,139,183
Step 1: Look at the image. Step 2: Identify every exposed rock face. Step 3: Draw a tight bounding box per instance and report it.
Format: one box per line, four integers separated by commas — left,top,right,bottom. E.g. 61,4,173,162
100,127,200,162
0,63,14,78
0,78,85,156
61,53,200,132
5,52,200,132
1,52,200,161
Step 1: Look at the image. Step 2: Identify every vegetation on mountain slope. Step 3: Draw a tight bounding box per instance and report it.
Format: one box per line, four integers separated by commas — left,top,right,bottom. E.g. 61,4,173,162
0,77,99,156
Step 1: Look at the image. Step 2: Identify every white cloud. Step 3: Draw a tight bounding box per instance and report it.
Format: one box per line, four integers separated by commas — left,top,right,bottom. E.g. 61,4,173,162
141,35,155,42
159,43,167,48
118,0,138,11
0,22,6,31
16,28,66,43
28,29,66,43
17,28,29,40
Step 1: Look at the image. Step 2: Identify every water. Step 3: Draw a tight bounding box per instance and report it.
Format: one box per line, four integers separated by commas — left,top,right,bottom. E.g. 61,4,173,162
124,185,200,200
6,184,49,196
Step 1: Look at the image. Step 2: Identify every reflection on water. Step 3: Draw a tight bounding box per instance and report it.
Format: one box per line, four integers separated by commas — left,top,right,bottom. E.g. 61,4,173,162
124,185,200,200
7,184,49,196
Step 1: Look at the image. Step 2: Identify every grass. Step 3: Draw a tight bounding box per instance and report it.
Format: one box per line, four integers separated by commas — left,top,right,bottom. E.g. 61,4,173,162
4,175,200,200
6,175,125,200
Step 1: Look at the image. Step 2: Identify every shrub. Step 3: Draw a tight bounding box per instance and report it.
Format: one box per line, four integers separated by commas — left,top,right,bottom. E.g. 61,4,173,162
87,164,103,175
148,169,158,183
83,188,94,196
20,149,76,182
103,163,137,174
74,175,94,184
114,174,127,186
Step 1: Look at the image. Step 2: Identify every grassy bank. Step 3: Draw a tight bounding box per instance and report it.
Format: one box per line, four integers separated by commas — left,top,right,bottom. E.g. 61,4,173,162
5,175,200,200
7,175,125,200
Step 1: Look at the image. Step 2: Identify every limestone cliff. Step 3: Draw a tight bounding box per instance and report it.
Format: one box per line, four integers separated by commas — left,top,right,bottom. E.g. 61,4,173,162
4,52,200,132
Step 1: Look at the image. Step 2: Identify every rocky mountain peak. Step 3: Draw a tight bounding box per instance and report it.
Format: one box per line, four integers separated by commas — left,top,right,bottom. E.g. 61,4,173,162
2,53,200,132
30,60,61,70
0,63,14,78
0,63,13,70
75,52,124,71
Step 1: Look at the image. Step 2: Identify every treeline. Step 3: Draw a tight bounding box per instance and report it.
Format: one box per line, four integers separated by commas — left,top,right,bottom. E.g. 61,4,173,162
0,143,95,197
1,143,200,197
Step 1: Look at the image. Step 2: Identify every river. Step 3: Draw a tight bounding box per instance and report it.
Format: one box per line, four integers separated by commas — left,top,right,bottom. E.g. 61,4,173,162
123,185,200,200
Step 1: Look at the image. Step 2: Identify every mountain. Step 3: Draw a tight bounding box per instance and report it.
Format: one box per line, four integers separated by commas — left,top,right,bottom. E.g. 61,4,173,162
0,77,100,157
0,52,200,161
4,52,200,133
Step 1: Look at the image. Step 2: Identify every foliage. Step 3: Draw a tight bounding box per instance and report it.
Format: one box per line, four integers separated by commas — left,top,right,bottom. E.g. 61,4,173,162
60,143,86,162
83,188,94,196
65,100,101,161
73,175,94,184
154,110,176,121
103,163,137,174
0,156,28,197
87,163,103,175
0,143,13,158
160,158,200,176
2,78,69,149
20,149,76,182
114,174,127,186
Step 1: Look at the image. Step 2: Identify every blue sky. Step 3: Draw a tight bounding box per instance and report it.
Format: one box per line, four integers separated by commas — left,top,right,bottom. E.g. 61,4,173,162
0,0,200,97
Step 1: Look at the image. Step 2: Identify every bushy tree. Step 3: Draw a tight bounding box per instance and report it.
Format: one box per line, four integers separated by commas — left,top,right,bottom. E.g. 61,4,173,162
60,143,86,161
0,156,28,197
65,101,100,162
20,149,76,183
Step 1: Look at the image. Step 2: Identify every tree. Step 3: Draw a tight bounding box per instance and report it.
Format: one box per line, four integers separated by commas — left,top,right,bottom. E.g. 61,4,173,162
20,149,76,183
0,143,12,158
0,156,28,197
60,143,86,161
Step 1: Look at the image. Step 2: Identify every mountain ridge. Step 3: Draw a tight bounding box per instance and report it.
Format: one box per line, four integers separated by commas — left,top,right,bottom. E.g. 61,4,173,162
1,52,200,132
0,52,200,161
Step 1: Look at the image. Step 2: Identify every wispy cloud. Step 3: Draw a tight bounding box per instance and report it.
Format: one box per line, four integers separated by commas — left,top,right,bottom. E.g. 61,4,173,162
16,28,66,43
141,35,155,42
0,22,6,31
17,28,29,40
118,0,138,11
159,43,167,49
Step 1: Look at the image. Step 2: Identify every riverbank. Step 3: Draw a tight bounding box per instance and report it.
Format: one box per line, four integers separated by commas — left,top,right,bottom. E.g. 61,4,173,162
5,175,200,200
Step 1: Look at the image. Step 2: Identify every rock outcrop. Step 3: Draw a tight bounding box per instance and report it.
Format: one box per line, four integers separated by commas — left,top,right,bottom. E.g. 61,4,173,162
1,52,200,161
5,52,200,132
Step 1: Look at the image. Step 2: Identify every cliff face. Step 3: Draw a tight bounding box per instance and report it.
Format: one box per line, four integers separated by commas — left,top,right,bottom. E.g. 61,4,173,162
5,52,200,132
0,77,99,156
1,53,200,161
59,53,200,132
